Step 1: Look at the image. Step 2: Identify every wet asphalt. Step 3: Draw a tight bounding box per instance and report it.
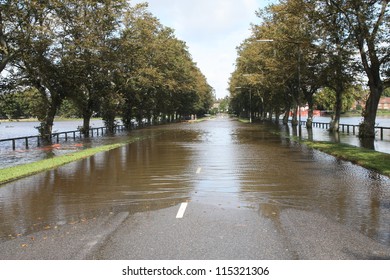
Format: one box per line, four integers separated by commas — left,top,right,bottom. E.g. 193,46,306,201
1,201,390,259
1,116,390,259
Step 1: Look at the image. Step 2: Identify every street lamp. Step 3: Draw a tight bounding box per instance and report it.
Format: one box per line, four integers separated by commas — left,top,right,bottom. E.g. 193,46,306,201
256,38,302,128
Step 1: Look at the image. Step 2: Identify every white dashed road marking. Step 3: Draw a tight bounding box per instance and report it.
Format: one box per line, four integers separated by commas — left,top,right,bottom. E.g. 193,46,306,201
196,167,202,174
176,202,188,219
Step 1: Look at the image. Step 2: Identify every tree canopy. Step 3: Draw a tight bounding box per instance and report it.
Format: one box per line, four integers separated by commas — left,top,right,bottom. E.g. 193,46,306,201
229,0,389,137
0,1,214,140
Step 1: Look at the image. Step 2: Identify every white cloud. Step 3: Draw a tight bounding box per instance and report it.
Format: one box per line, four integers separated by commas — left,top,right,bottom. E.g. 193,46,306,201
131,0,274,98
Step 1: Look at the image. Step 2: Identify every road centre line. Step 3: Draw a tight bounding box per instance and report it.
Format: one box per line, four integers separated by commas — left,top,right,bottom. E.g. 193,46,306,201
196,167,202,174
176,202,188,219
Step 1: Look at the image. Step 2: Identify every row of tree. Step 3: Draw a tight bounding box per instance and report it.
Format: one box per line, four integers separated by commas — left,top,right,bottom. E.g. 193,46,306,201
0,1,214,141
229,0,389,138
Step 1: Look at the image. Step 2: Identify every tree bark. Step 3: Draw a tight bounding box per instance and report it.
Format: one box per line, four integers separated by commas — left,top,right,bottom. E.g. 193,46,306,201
122,99,133,130
329,88,343,132
360,85,382,138
305,94,314,129
81,112,92,137
283,108,290,125
291,105,298,126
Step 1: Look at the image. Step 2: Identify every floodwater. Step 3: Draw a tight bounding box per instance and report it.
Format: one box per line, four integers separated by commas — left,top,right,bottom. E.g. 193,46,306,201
284,116,390,154
0,116,390,246
0,120,124,169
2,116,390,170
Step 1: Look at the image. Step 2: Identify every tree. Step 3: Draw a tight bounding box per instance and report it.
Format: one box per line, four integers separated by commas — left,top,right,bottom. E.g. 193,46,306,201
3,1,71,142
0,1,21,74
56,0,127,136
230,0,326,126
1,1,213,137
115,4,213,127
325,0,389,138
314,85,366,112
312,1,356,132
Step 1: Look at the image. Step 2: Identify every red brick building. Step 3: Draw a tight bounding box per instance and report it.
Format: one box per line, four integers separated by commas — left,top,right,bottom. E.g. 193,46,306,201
378,97,390,110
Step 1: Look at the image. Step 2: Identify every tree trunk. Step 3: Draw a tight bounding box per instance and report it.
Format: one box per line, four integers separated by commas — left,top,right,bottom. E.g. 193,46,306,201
304,90,314,129
137,109,143,128
291,105,298,126
81,112,92,137
34,82,59,145
283,109,290,124
306,109,313,129
274,108,281,124
38,120,53,145
38,106,56,145
122,99,133,130
359,86,381,138
329,89,343,132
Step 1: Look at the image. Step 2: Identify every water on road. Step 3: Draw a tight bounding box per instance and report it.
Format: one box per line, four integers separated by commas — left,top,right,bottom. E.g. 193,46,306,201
1,116,390,247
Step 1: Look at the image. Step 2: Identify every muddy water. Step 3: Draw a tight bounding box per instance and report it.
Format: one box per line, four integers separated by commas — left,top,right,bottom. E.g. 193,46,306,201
0,116,390,246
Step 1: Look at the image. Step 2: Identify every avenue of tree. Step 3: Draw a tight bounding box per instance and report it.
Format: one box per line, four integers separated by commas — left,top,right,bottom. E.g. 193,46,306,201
0,1,214,141
229,0,389,138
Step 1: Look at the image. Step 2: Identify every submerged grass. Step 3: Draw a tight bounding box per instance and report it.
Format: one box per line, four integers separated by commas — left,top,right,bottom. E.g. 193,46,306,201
269,125,390,177
0,135,146,186
304,140,390,177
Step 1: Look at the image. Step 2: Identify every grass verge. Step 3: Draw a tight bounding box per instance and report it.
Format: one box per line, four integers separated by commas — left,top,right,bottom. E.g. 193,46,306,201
304,140,390,177
0,136,146,186
235,117,250,124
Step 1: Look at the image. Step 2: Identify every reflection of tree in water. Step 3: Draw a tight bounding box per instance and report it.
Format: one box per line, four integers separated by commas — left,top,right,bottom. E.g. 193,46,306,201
0,128,198,240
238,122,390,246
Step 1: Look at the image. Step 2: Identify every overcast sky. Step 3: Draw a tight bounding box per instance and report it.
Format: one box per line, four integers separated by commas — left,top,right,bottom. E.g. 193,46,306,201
131,0,276,99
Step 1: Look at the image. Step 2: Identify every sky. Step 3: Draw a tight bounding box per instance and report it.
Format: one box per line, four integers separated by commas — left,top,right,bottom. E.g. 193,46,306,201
131,0,276,99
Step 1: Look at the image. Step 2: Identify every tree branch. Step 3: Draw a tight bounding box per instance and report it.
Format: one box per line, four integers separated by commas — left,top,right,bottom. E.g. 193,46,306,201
371,1,389,39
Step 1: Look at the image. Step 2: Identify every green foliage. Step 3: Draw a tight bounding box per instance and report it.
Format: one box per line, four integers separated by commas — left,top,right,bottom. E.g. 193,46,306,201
314,86,366,111
0,88,46,119
57,99,82,118
383,88,390,97
0,0,214,133
229,0,389,135
218,97,230,113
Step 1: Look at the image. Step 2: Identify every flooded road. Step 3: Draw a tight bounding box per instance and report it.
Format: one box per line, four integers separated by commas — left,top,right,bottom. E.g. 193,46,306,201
1,116,390,253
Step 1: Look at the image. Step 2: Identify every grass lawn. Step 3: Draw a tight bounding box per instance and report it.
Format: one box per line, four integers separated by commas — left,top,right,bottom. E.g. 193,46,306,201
304,140,390,177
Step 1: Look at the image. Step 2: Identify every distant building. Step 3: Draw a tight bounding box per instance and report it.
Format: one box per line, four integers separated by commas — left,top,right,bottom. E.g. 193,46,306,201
212,102,220,109
378,97,390,110
352,97,390,111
